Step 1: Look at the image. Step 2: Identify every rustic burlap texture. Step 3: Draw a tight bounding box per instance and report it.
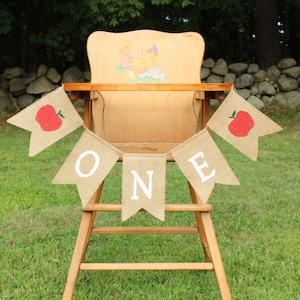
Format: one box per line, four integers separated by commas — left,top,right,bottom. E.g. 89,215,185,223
52,130,121,206
7,86,83,156
207,88,283,161
171,128,240,204
122,153,166,222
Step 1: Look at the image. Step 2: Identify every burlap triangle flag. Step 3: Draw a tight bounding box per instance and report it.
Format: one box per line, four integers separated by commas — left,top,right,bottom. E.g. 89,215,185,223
52,130,121,206
207,88,283,160
170,128,240,204
7,86,83,156
122,154,166,222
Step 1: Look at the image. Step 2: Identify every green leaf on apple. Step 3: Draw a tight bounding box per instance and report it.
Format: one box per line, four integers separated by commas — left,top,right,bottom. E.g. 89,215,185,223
230,109,237,119
57,110,65,118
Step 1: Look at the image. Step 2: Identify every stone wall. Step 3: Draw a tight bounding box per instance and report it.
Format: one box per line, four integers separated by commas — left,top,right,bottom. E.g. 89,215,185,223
1,57,300,112
0,65,90,112
202,57,300,110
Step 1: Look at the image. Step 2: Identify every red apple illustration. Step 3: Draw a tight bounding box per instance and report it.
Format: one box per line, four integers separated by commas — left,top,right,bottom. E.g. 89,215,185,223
228,110,254,137
35,104,65,131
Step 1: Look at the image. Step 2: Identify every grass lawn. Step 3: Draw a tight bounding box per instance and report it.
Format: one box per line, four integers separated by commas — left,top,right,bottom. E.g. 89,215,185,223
0,107,299,299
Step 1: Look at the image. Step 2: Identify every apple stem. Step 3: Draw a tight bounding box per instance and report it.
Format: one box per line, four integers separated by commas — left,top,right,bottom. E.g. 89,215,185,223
57,110,65,118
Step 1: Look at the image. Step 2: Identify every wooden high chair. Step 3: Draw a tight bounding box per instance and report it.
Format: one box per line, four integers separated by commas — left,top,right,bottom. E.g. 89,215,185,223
63,30,232,299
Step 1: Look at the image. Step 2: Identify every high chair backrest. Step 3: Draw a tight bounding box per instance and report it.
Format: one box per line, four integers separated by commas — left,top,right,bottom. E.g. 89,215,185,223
87,30,205,154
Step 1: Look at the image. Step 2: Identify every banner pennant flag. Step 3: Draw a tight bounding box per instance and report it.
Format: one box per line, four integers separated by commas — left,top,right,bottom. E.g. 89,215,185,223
7,86,83,157
207,88,283,160
170,128,240,204
52,130,121,206
122,153,166,222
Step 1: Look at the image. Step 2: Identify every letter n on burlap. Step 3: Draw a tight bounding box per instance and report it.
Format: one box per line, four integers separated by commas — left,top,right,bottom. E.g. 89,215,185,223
122,154,166,222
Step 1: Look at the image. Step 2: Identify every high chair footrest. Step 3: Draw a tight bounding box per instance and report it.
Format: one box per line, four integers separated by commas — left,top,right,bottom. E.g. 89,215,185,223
80,262,213,271
83,203,212,212
92,226,199,234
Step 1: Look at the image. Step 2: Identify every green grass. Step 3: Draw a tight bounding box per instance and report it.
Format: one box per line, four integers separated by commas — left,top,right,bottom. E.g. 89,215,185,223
0,108,299,299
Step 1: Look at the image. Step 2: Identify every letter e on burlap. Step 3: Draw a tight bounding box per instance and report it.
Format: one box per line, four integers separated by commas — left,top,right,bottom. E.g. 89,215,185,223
171,129,240,204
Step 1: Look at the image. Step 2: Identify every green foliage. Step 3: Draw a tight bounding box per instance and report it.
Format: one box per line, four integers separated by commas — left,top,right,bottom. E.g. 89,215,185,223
88,0,144,27
0,5,14,34
1,0,300,70
151,0,172,5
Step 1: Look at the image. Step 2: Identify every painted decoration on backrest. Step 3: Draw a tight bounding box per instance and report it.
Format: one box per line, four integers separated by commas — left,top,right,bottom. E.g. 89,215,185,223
116,41,166,83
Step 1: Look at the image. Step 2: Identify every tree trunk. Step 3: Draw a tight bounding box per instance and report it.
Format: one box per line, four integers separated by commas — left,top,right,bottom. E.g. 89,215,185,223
27,47,39,73
254,0,282,69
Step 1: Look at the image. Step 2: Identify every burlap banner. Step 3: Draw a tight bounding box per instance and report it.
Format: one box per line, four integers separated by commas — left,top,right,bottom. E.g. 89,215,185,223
7,86,83,156
170,128,240,204
207,88,283,160
6,84,283,221
122,153,166,222
52,130,121,206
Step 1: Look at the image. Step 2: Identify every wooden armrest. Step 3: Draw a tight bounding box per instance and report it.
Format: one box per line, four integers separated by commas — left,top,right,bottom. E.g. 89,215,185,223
63,83,232,92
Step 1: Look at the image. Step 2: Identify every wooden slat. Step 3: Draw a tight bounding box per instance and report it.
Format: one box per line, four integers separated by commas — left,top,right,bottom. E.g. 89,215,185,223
111,142,178,159
112,142,178,153
92,226,199,235
82,203,212,212
80,262,214,271
63,82,232,92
